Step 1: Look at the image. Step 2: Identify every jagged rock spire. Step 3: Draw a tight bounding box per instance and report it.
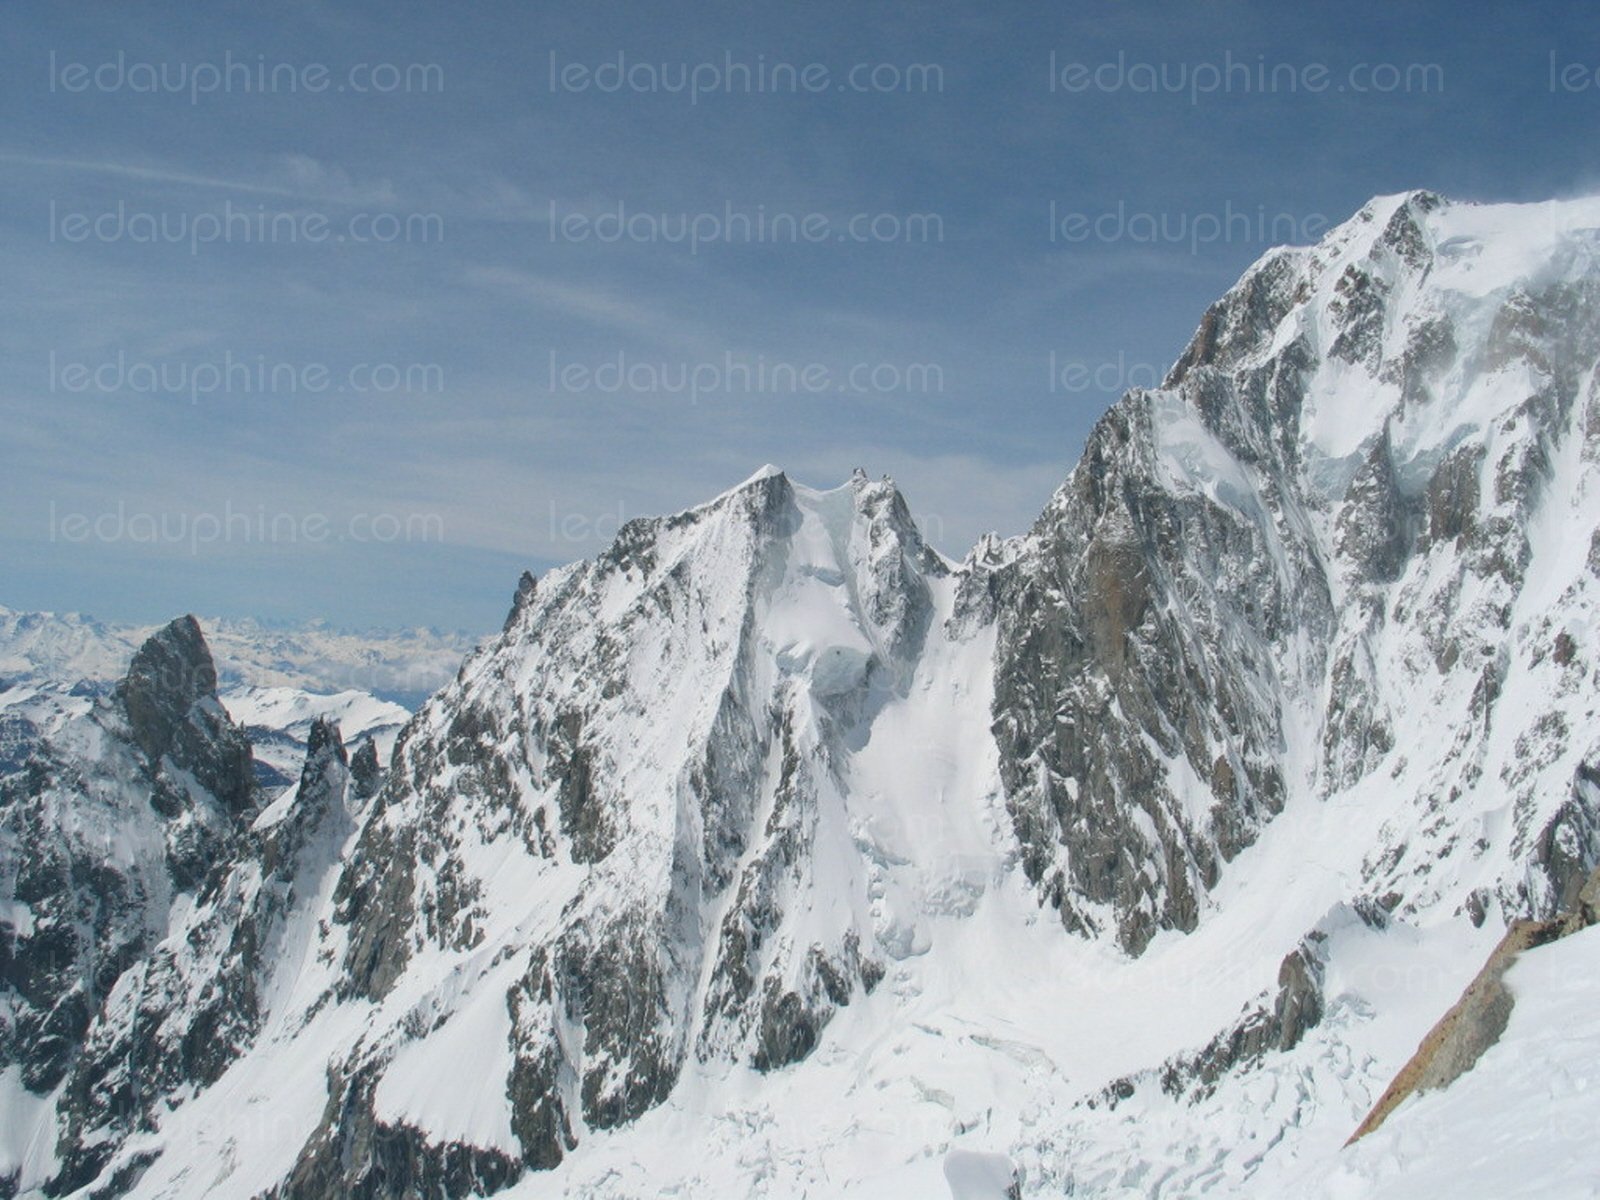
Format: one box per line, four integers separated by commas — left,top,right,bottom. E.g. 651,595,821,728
303,714,349,769
117,614,218,764
504,570,539,632
350,735,383,801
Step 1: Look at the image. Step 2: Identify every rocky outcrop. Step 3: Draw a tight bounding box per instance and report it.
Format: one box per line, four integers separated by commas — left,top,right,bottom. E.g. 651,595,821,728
275,1066,522,1200
349,735,383,802
120,615,254,821
1349,865,1600,1144
503,570,538,633
117,615,215,761
990,189,1600,954
1092,924,1335,1111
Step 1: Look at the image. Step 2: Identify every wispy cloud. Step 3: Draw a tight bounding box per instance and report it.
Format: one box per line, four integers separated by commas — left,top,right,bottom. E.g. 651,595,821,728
0,151,384,202
463,265,730,354
0,150,549,219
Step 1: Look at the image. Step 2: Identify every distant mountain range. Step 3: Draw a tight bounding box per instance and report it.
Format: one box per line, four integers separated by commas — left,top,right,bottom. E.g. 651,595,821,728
0,605,478,708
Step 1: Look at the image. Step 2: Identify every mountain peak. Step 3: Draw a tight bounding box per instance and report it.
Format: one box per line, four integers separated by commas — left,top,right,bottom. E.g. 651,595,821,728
303,714,348,765
117,614,219,763
741,462,785,486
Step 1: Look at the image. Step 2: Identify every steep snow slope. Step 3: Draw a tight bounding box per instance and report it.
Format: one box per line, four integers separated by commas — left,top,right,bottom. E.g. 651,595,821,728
3,191,1600,1199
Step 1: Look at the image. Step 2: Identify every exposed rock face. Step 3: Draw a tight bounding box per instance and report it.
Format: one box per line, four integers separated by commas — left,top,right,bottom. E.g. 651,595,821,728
349,734,384,802
989,189,1600,952
987,387,1324,951
0,624,386,1196
503,570,538,633
119,615,256,879
263,716,356,879
118,615,215,760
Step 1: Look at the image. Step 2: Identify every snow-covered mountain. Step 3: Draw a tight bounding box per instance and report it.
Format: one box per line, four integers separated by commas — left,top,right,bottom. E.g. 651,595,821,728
3,190,1599,1199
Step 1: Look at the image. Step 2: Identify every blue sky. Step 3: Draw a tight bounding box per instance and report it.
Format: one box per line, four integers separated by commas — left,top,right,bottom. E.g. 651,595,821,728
4,0,1598,631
